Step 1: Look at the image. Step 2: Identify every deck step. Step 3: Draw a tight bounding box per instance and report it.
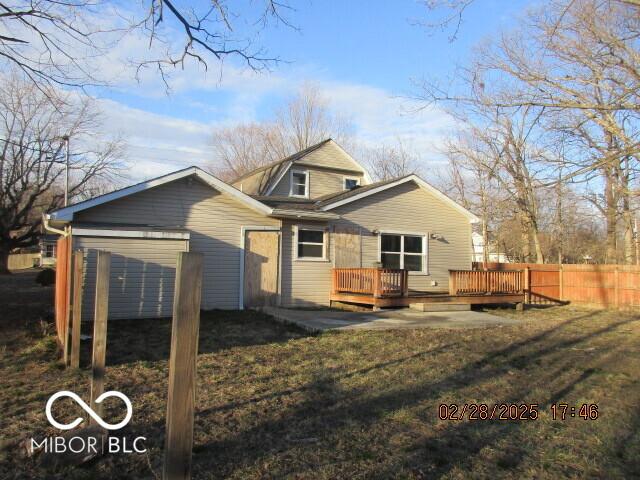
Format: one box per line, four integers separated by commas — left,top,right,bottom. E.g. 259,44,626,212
409,303,471,312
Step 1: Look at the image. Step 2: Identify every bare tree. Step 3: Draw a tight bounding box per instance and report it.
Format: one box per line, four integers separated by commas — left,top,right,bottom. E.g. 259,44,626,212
0,1,292,89
363,138,423,181
418,0,640,264
210,123,283,182
0,72,123,273
274,83,354,154
208,84,355,180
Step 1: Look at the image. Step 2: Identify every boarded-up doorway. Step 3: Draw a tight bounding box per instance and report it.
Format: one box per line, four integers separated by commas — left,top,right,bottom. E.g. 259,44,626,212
334,227,361,267
244,230,280,308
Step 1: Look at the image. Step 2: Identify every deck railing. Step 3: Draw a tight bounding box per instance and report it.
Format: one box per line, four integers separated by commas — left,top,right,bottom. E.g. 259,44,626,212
332,268,409,298
449,269,525,295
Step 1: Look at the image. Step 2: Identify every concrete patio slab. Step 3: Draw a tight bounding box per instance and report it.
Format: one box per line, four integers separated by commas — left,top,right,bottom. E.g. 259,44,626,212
259,306,522,332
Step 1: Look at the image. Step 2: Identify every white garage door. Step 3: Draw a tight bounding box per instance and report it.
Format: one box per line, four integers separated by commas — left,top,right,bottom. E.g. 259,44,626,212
74,235,189,320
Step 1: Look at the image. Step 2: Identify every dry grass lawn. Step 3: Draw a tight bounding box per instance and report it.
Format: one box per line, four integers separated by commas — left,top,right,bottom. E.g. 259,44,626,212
1,270,639,479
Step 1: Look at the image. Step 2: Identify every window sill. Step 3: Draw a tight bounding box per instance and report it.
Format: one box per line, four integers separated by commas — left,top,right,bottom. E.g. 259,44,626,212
295,257,330,262
408,271,430,276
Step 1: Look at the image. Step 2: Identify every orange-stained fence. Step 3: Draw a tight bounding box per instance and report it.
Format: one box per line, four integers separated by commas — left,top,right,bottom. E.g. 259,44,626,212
449,269,524,295
332,268,409,298
472,262,640,309
55,235,70,345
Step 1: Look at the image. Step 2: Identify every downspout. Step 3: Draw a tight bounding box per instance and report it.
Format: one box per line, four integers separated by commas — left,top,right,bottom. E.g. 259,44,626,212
43,213,69,236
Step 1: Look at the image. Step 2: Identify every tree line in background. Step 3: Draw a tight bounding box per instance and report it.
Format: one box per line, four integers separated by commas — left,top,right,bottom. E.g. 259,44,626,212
420,0,639,265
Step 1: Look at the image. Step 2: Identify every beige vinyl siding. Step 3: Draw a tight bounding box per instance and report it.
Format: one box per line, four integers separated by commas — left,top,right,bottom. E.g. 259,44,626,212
271,166,364,199
331,182,473,291
295,141,366,173
232,171,265,195
280,220,332,307
74,236,187,320
75,177,279,310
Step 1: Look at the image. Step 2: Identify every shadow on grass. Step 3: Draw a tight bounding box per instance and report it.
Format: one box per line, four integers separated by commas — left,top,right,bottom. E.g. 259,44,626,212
185,310,639,478
79,309,312,368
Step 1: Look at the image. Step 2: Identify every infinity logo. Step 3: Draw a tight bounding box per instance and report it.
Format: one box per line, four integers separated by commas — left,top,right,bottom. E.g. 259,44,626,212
45,391,133,431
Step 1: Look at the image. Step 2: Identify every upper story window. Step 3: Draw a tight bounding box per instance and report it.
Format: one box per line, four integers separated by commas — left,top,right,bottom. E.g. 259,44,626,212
290,170,309,197
344,176,361,190
379,233,426,273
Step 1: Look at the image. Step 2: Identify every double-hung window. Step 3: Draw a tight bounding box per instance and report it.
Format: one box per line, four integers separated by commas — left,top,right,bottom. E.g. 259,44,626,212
290,170,308,197
296,227,326,260
380,233,426,272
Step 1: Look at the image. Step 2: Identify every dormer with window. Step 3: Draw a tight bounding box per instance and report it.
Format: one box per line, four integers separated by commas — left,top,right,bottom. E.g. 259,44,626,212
232,139,372,200
290,169,309,197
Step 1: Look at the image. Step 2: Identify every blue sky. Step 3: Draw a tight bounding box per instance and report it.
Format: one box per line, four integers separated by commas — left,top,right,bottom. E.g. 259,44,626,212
90,0,534,180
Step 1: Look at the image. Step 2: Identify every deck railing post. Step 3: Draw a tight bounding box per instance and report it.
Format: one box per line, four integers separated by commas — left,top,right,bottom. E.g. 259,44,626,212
372,269,380,298
402,270,409,297
448,270,456,295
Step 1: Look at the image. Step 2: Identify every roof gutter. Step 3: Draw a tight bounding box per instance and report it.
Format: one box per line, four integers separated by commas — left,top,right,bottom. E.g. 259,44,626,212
270,208,340,221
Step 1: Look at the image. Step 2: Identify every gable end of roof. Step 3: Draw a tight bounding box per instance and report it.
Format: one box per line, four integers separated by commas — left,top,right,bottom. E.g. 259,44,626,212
49,167,273,222
318,174,479,222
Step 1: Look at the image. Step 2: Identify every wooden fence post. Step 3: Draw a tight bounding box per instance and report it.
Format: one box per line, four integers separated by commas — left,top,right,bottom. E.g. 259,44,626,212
63,232,73,366
90,250,110,421
163,252,204,480
70,250,84,369
524,267,530,304
559,264,564,302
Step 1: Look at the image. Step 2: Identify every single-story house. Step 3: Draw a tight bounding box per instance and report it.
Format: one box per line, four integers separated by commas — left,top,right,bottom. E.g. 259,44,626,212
46,139,478,320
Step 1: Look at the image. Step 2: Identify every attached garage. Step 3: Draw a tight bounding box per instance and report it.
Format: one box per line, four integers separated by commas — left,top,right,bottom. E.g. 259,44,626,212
72,226,189,320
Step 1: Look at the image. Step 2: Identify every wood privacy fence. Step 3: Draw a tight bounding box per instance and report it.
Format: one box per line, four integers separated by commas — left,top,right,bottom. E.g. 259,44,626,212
472,262,640,309
332,268,409,298
8,253,40,270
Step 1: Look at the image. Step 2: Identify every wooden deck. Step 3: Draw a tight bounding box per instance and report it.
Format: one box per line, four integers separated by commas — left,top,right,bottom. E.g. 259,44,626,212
330,291,525,308
331,268,526,308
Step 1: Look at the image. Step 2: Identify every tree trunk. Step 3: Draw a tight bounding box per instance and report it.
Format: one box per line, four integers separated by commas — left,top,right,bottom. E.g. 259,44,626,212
531,227,545,264
604,169,618,263
520,218,532,263
0,244,10,275
482,220,489,267
621,160,635,265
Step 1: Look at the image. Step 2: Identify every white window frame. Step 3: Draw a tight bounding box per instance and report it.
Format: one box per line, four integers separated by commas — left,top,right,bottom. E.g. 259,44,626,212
343,176,361,191
294,225,328,262
289,169,309,198
377,230,428,275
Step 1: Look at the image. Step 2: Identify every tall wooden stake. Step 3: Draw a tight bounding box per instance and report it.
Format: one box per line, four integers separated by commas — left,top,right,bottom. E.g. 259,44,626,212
163,252,204,480
70,250,84,369
63,230,73,365
90,250,110,421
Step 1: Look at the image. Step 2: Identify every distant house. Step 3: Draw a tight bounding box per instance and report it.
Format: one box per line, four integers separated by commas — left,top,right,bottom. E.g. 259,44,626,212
46,139,478,320
39,234,58,267
471,231,510,264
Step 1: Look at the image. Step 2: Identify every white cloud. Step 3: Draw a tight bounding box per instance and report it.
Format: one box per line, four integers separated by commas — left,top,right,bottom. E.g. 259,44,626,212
95,99,214,180
93,73,456,182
